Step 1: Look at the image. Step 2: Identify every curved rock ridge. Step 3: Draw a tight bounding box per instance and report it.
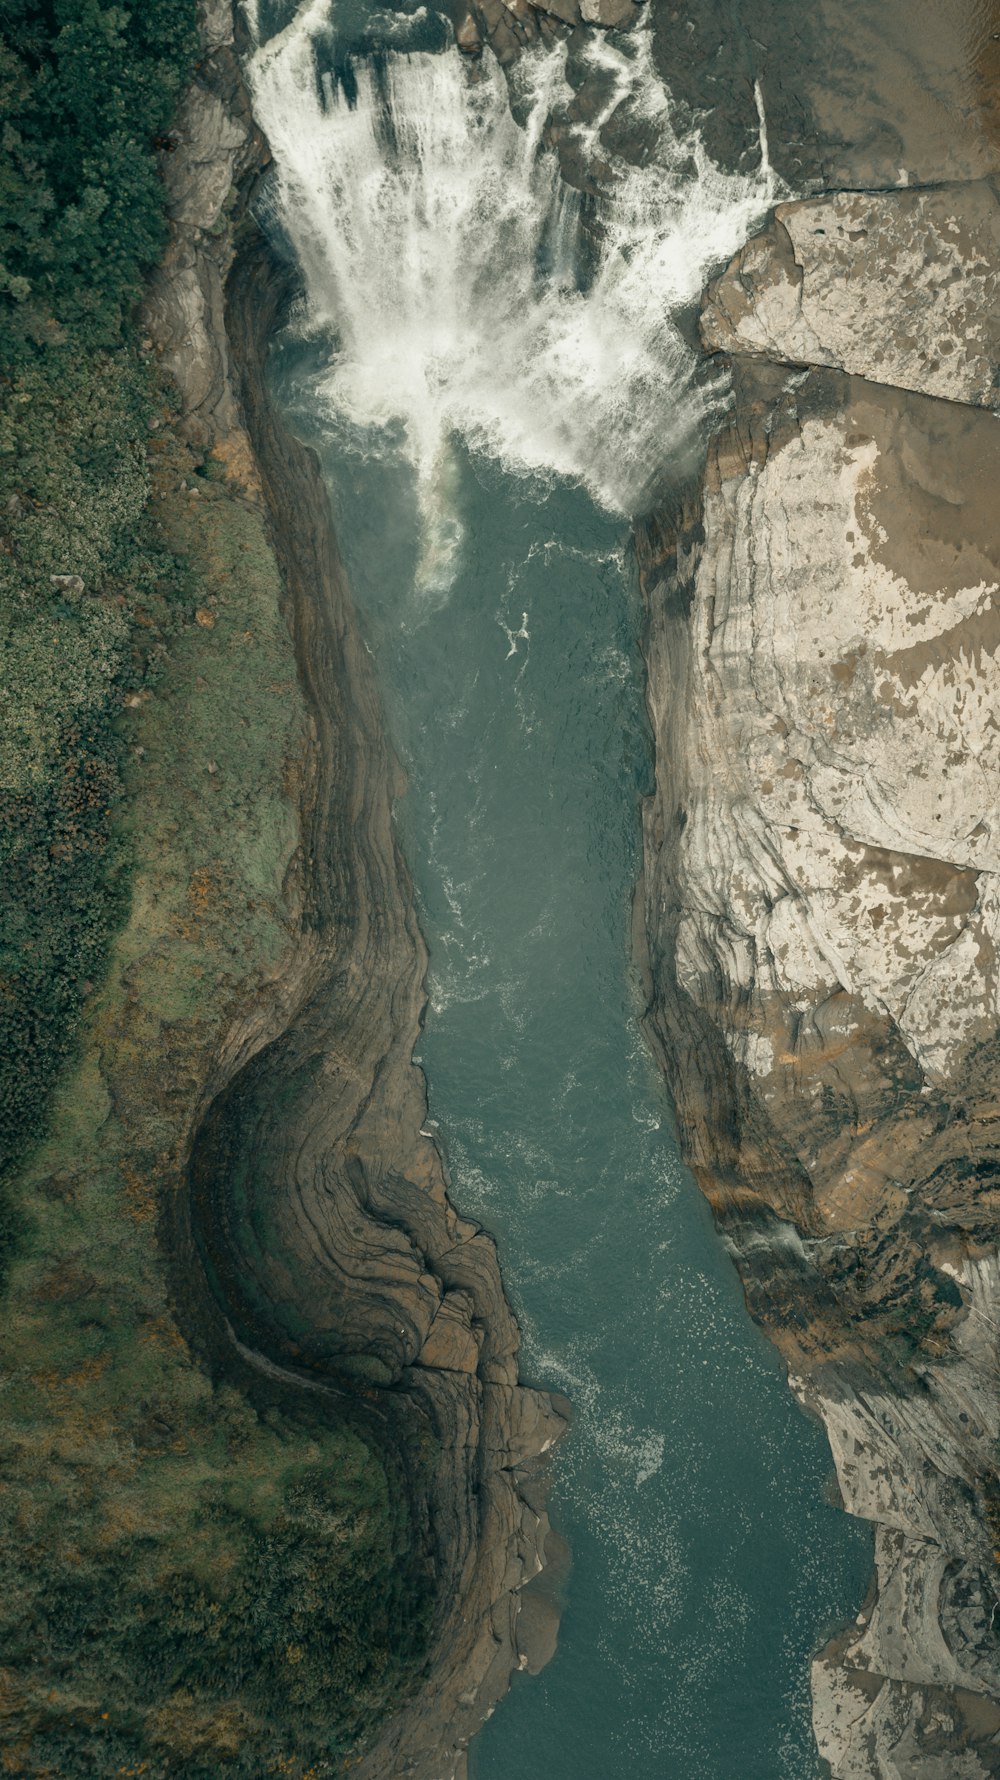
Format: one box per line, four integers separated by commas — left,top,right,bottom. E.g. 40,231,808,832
145,6,566,1775
639,182,1000,1776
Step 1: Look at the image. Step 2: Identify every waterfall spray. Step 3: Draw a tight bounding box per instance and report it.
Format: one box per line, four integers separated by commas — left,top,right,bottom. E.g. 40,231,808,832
247,3,780,588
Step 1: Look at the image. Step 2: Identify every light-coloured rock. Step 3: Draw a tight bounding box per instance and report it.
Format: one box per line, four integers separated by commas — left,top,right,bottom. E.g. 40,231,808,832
663,374,1000,1091
579,0,640,26
702,186,1000,409
640,186,1000,1780
812,1657,996,1780
143,16,258,448
162,86,248,231
198,0,234,51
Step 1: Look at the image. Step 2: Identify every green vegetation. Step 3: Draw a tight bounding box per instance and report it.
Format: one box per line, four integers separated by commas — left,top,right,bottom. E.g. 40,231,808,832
0,6,436,1773
1,0,198,352
0,0,199,1195
0,429,435,1775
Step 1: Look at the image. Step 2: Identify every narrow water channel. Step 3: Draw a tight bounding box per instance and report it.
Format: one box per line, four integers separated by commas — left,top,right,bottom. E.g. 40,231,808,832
254,4,872,1773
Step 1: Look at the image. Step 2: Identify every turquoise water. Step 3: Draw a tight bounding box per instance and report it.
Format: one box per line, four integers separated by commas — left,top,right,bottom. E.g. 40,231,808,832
268,338,870,1777
254,2,871,1766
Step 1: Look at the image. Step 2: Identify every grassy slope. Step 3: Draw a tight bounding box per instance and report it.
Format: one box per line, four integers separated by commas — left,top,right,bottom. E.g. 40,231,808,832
0,7,431,1774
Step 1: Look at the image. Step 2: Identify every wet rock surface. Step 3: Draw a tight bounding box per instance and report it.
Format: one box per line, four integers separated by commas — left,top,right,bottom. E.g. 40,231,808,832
638,19,1000,1770
647,0,1000,188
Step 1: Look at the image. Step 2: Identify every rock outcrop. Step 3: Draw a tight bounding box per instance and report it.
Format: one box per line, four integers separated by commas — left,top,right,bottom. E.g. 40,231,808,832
701,187,1000,411
638,179,1000,1775
144,7,566,1776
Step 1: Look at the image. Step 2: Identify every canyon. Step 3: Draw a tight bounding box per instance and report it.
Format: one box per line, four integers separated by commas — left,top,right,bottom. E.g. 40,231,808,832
146,8,569,1776
6,0,1000,1776
162,2,1000,1773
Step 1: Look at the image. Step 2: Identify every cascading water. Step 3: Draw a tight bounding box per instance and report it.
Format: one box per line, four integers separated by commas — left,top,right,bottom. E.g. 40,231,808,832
249,5,871,1775
247,2,778,585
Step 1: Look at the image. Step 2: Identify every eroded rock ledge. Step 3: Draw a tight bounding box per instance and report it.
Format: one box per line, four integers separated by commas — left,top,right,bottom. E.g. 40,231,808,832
147,8,565,1775
639,182,1000,1777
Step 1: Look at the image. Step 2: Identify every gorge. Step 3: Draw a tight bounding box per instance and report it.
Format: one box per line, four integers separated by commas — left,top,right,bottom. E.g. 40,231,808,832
248,2,1000,1772
250,5,870,1775
4,0,1000,1777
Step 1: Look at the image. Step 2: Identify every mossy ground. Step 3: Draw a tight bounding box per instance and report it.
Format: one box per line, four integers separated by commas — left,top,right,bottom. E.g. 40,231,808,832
0,9,432,1768
0,428,432,1778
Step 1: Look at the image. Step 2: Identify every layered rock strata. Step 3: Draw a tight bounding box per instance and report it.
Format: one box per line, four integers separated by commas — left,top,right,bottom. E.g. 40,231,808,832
639,184,1000,1775
146,7,565,1775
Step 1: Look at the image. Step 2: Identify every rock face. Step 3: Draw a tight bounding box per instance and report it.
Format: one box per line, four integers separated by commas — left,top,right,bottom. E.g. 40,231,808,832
205,232,567,1780
643,0,1000,217
701,187,1000,410
639,175,1000,1776
143,16,256,449
144,7,566,1776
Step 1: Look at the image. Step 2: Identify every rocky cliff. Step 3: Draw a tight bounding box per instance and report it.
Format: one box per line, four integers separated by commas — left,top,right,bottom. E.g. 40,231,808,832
639,166,1000,1780
150,9,567,1775
179,6,1000,1776
0,3,563,1775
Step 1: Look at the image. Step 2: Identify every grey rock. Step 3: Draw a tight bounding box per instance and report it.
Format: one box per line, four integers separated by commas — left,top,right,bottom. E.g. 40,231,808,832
639,176,1000,1780
198,0,234,52
162,85,247,231
142,48,258,449
702,185,1000,409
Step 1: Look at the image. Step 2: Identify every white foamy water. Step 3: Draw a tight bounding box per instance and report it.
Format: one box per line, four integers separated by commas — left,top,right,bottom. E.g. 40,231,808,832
247,3,778,586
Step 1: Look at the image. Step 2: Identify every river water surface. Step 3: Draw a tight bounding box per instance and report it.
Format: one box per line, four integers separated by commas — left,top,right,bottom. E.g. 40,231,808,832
254,3,872,1773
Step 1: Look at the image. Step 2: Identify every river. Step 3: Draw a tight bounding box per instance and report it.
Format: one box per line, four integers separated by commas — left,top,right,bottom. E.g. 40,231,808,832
251,3,872,1774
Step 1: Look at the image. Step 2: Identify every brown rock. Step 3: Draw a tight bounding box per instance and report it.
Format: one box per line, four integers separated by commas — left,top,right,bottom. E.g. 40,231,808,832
417,1292,481,1373
454,8,483,53
526,0,579,21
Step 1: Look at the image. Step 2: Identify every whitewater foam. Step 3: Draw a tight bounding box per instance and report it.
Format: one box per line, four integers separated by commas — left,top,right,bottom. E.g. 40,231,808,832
247,3,779,587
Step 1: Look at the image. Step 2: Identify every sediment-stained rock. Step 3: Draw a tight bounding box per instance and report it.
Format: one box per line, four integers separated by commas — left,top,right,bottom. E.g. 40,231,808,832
141,8,566,1776
700,186,1000,409
639,182,1000,1777
643,0,1000,194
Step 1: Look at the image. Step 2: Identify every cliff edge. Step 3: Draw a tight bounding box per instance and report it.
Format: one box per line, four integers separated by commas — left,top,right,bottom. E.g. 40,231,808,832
0,4,563,1775
149,8,568,1774
640,175,1000,1777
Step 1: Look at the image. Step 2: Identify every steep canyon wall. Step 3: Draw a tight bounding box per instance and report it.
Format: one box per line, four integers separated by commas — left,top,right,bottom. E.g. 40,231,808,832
1,3,564,1774
53,3,1000,1776
639,72,1000,1780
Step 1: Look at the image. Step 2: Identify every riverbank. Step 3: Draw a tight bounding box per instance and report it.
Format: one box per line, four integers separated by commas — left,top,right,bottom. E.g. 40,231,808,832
637,12,1000,1769
0,4,564,1774
8,1,1000,1774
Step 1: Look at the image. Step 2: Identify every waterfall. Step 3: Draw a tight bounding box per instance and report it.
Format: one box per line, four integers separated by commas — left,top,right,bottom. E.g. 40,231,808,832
247,3,779,586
